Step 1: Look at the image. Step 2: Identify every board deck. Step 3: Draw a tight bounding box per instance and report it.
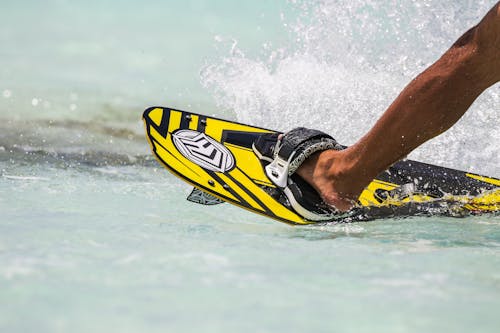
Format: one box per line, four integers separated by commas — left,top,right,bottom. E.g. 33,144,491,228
143,106,500,225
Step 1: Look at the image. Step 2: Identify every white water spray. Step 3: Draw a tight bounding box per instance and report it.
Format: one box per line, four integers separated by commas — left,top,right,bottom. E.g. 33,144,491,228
202,0,499,174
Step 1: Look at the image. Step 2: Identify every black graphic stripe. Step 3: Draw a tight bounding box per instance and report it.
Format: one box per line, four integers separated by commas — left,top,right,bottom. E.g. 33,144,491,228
227,171,274,215
221,130,263,148
205,170,248,206
151,137,202,177
155,109,171,138
179,111,191,130
197,115,207,133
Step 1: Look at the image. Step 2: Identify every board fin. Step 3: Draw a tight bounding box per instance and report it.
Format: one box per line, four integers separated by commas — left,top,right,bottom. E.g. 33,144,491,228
186,188,225,205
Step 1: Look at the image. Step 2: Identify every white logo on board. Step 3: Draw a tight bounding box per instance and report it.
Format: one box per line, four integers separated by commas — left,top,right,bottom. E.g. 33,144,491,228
172,130,235,172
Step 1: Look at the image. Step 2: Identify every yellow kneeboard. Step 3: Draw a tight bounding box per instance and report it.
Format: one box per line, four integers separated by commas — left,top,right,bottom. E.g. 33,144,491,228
143,106,500,225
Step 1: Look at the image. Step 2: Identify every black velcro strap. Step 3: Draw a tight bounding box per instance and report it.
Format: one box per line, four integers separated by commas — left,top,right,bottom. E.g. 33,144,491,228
278,127,334,159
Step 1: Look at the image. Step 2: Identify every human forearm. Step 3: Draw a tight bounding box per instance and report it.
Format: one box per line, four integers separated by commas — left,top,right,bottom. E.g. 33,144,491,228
347,4,500,180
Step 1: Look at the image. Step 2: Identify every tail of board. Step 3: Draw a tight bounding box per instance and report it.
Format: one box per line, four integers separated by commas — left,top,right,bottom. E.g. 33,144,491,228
143,106,499,224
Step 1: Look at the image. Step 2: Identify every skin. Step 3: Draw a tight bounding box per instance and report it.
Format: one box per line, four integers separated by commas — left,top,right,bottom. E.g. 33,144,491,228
296,2,500,212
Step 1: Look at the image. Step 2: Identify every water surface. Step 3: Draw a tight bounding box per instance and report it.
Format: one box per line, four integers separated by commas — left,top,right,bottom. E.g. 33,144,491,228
1,1,499,332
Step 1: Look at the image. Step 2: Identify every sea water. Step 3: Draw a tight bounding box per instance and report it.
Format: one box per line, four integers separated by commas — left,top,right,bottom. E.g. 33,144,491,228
1,0,499,332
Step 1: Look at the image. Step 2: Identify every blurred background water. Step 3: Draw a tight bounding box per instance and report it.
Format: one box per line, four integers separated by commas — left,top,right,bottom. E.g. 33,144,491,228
1,0,499,332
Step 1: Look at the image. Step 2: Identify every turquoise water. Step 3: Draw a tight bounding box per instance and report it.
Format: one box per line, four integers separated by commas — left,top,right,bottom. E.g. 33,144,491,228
1,0,499,332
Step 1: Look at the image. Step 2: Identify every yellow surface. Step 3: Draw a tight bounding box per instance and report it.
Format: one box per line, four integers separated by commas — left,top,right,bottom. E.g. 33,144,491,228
466,173,500,186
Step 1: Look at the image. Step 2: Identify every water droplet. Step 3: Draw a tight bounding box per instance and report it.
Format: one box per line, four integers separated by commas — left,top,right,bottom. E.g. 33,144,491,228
2,89,12,98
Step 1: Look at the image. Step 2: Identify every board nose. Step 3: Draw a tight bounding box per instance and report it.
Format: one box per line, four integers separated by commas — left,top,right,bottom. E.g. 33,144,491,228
143,107,164,127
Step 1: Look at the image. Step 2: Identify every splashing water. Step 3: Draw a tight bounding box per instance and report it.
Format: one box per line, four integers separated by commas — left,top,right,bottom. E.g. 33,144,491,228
201,0,499,175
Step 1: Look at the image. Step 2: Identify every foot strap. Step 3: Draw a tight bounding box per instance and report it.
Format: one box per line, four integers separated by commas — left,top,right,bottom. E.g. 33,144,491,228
253,127,343,221
265,127,341,188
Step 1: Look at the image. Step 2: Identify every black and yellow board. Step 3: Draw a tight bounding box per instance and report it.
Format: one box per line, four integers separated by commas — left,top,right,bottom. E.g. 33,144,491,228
143,106,500,225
